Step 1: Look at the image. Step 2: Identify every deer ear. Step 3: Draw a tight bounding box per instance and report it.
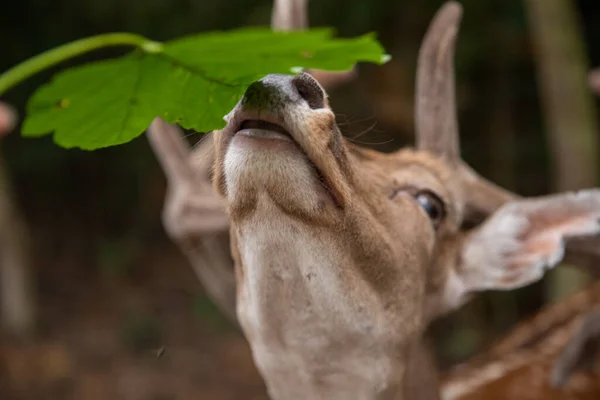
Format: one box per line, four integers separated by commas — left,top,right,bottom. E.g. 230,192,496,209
457,190,600,293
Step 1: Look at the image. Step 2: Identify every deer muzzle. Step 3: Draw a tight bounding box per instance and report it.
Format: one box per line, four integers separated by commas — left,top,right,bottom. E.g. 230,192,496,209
214,73,350,219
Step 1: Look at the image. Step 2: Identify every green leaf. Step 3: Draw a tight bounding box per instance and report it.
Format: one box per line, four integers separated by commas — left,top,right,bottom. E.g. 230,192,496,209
24,54,152,149
164,28,387,79
21,27,389,150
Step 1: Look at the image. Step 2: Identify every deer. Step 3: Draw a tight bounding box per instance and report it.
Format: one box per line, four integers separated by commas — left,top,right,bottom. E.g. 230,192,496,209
440,280,600,400
147,1,600,398
437,63,600,400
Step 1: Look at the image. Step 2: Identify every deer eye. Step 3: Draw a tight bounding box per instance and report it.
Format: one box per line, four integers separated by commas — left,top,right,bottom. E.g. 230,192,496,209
414,190,445,227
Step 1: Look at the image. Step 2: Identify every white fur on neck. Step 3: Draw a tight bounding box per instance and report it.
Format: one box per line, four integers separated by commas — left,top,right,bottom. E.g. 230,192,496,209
237,196,402,399
224,141,404,399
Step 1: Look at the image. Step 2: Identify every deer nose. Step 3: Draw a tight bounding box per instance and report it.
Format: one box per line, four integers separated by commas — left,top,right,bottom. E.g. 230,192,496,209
242,73,325,110
291,73,325,110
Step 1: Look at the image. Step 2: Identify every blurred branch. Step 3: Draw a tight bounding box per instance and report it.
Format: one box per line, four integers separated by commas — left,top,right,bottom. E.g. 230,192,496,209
0,33,163,96
0,104,16,136
524,0,599,300
589,68,600,96
0,103,36,336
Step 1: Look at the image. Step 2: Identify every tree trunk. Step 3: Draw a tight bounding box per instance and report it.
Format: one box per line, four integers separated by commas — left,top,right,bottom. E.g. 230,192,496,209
524,0,599,300
0,149,36,336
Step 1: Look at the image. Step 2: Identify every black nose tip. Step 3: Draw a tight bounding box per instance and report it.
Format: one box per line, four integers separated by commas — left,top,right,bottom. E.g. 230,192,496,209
292,73,325,110
241,73,326,111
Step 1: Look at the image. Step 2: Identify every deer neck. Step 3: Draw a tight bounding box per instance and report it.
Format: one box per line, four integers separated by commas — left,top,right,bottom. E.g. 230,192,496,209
227,192,428,399
213,73,441,399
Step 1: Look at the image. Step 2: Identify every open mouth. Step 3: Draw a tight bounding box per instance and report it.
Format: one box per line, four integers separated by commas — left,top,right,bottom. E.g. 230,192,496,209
232,118,342,208
235,120,294,142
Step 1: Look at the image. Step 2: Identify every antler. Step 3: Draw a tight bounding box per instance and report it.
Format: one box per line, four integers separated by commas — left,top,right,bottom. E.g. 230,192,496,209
271,0,356,87
148,0,357,325
415,2,517,219
415,3,600,275
271,0,307,30
147,121,236,323
415,1,461,164
415,2,514,212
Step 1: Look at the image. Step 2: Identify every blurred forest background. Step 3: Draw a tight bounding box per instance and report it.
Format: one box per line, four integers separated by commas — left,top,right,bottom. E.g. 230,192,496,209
1,0,600,398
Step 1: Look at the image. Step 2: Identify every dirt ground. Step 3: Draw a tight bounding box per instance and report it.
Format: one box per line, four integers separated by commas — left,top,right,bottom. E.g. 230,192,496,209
0,236,268,400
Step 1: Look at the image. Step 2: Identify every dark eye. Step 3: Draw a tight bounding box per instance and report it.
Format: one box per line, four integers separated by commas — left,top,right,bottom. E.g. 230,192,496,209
414,190,445,227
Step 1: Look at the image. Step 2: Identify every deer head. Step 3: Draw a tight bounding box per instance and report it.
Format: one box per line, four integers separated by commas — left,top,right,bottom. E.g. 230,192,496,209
207,1,600,398
213,72,439,398
146,0,355,326
149,1,600,398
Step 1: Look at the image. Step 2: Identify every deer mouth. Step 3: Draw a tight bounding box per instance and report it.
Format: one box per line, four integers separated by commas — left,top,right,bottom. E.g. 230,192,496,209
235,120,294,142
229,116,343,208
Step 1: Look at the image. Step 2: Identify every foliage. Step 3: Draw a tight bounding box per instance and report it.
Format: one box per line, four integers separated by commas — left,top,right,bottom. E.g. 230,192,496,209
0,28,389,150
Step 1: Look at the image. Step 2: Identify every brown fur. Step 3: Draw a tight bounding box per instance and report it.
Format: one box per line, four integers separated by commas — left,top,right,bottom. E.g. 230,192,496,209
212,73,449,399
441,282,600,400
146,2,600,399
208,70,600,399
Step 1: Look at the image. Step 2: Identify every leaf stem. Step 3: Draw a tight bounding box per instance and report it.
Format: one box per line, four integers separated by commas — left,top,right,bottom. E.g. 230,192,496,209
0,33,163,96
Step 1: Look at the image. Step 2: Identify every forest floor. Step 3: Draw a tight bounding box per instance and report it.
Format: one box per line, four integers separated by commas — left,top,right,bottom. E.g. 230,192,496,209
0,236,267,400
